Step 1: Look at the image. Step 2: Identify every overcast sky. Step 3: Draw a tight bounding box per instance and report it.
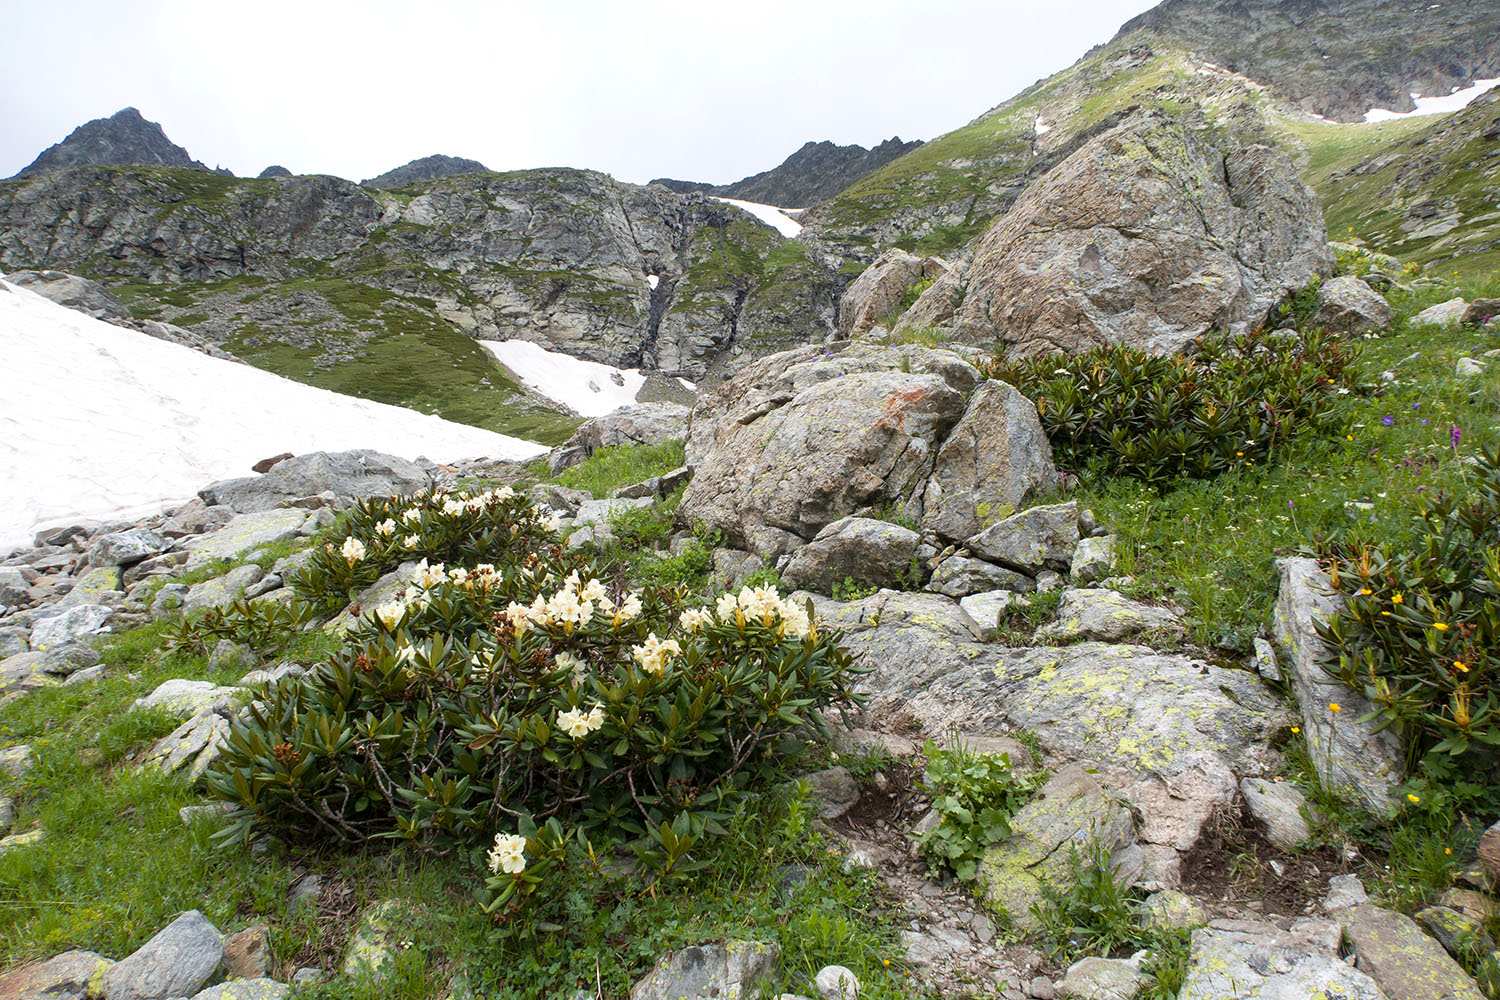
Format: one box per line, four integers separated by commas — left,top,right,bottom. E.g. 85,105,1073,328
1,0,1160,186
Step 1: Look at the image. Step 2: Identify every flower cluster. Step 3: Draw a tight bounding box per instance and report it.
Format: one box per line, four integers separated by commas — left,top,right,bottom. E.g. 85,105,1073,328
557,703,605,738
692,584,814,639
503,572,642,635
341,537,366,564
487,832,527,875
631,633,682,675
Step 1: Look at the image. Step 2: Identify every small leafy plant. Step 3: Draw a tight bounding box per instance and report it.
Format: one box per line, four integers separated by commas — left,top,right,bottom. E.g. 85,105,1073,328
915,740,1042,882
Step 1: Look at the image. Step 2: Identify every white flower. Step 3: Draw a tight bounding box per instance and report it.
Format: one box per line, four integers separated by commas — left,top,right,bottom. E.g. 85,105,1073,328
584,704,604,731
556,651,586,685
401,533,421,548
542,512,563,532
580,578,607,603
493,486,515,501
546,588,593,628
373,599,406,629
442,498,466,516
739,585,782,625
503,601,533,634
679,608,710,632
411,559,447,589
375,518,397,536
341,537,366,564
779,600,812,639
487,832,527,875
402,507,423,524
613,592,642,624
715,592,740,621
631,633,681,675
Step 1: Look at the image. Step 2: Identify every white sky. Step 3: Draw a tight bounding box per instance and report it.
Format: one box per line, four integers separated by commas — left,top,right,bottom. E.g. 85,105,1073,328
0,0,1158,185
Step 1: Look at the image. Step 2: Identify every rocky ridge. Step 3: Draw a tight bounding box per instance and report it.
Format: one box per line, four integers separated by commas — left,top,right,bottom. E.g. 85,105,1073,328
12,107,222,180
652,136,924,208
361,153,489,190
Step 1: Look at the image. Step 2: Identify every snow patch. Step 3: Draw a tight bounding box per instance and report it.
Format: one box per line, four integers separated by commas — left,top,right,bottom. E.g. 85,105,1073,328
0,279,547,552
646,274,660,290
1364,78,1500,122
481,339,646,418
711,197,803,238
1033,113,1052,135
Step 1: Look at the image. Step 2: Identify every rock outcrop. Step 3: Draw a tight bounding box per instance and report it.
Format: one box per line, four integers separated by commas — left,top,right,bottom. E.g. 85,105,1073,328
839,249,949,337
900,108,1331,355
12,107,218,179
361,154,488,189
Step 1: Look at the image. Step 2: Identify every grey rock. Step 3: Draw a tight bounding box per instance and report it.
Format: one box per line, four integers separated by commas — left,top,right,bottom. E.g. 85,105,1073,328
0,948,114,1000
1311,275,1392,334
208,639,255,673
1179,917,1384,1000
297,508,335,536
159,499,234,538
290,967,322,984
288,874,323,917
141,711,232,779
527,484,593,517
325,562,420,634
1239,777,1316,850
1345,903,1486,1000
1460,298,1500,327
179,802,236,826
803,766,860,820
102,909,223,1000
0,829,44,854
813,965,860,1000
1273,557,1402,814
123,551,190,586
1252,636,1282,682
0,567,30,605
183,509,309,564
1055,955,1148,999
553,403,689,470
63,665,105,685
710,549,765,591
191,979,289,1000
0,795,13,836
628,940,780,1000
967,502,1080,574
839,248,950,337
1480,820,1500,883
1323,874,1370,913
29,604,112,651
133,679,242,720
362,153,487,189
55,566,124,609
221,923,272,981
901,109,1330,355
958,590,1023,642
574,496,655,528
342,900,408,982
0,743,35,778
1037,588,1180,643
1143,889,1208,930
921,380,1058,543
1069,536,1116,585
0,626,28,657
1411,297,1469,328
88,528,169,568
926,556,1034,598
200,450,428,513
239,662,306,688
151,584,191,616
0,651,51,690
979,765,1137,930
269,548,316,580
782,517,922,593
242,574,282,599
7,269,131,320
1415,906,1498,963
1456,357,1487,377
184,564,265,613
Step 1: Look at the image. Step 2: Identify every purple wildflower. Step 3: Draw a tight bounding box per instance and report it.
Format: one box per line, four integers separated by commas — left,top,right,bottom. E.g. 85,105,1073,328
1381,416,1395,426
1451,425,1462,450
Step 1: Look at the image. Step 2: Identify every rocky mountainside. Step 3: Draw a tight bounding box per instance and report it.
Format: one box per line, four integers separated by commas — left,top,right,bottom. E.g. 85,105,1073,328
1115,0,1500,122
360,154,489,190
652,137,922,207
12,108,221,180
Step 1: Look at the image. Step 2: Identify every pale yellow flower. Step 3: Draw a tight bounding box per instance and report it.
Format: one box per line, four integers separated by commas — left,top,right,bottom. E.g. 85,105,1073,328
487,832,527,875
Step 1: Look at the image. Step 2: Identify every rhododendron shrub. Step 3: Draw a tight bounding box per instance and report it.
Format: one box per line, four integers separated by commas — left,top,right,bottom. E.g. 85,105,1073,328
206,489,861,914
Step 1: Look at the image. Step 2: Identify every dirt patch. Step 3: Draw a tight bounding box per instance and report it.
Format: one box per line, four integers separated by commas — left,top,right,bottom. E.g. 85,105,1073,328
279,868,363,978
1180,800,1367,919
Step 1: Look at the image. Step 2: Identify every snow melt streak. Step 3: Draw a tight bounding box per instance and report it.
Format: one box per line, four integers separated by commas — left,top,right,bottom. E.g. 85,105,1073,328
480,339,648,418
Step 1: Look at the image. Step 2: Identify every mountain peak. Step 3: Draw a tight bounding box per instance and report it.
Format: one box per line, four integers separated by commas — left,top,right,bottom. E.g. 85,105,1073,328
649,136,924,208
361,154,489,190
13,107,214,179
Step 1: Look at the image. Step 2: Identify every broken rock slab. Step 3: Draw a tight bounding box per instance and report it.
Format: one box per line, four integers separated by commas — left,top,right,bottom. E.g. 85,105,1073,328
1179,917,1384,1000
629,940,780,1000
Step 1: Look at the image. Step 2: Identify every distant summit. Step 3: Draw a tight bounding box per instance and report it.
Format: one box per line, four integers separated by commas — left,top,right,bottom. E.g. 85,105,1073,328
1115,0,1500,122
361,154,488,189
653,136,923,208
258,165,293,179
13,107,219,179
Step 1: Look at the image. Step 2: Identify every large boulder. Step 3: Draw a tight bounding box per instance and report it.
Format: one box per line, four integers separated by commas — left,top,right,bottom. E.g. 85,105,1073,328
199,450,428,513
899,109,1331,355
681,343,1054,558
0,949,114,999
1273,557,1403,814
629,941,780,1000
781,517,923,592
1179,917,1385,1000
1310,275,1392,334
838,248,949,337
549,402,690,473
102,910,223,1000
1345,904,1487,1000
182,509,310,565
966,501,1079,573
88,528,169,568
6,269,131,321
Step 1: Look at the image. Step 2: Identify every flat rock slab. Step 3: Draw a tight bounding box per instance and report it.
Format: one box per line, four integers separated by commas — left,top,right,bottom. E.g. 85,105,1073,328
133,679,242,720
1180,918,1384,1000
1036,588,1179,643
0,949,113,1000
141,712,232,780
200,449,427,513
183,509,310,565
29,604,113,651
103,909,223,1000
629,940,781,1000
1346,904,1487,1000
183,564,265,613
1240,777,1315,850
191,980,290,1000
55,565,123,607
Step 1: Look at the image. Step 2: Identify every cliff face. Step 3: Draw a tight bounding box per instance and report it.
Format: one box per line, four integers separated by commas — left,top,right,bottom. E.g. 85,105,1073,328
651,136,923,208
1115,0,1500,122
0,165,842,394
12,108,219,179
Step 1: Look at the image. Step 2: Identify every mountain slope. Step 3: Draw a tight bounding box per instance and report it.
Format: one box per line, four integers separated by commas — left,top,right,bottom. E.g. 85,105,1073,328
362,154,489,189
653,137,923,208
1116,0,1500,122
13,107,219,179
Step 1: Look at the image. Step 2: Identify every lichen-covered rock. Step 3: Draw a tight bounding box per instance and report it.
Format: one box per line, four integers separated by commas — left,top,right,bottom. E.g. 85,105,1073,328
183,564,265,614
1179,917,1384,1000
132,679,242,720
1273,557,1402,814
979,765,1137,929
140,710,232,779
1311,275,1393,334
200,450,427,514
1055,954,1150,999
1036,588,1180,643
920,380,1057,543
926,556,1034,598
343,901,408,982
0,949,113,1000
191,980,290,1000
1479,820,1500,883
182,509,309,564
103,910,223,1000
901,109,1331,355
629,940,780,1000
782,517,923,593
1069,536,1116,585
88,528,169,568
966,502,1079,574
1411,297,1469,328
957,590,1023,642
1415,906,1498,963
813,965,860,1000
55,565,124,608
1345,903,1487,1000
28,604,113,651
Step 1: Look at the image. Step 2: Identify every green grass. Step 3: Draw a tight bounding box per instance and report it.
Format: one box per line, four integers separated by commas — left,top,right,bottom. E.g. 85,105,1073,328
1074,278,1500,652
544,439,687,499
